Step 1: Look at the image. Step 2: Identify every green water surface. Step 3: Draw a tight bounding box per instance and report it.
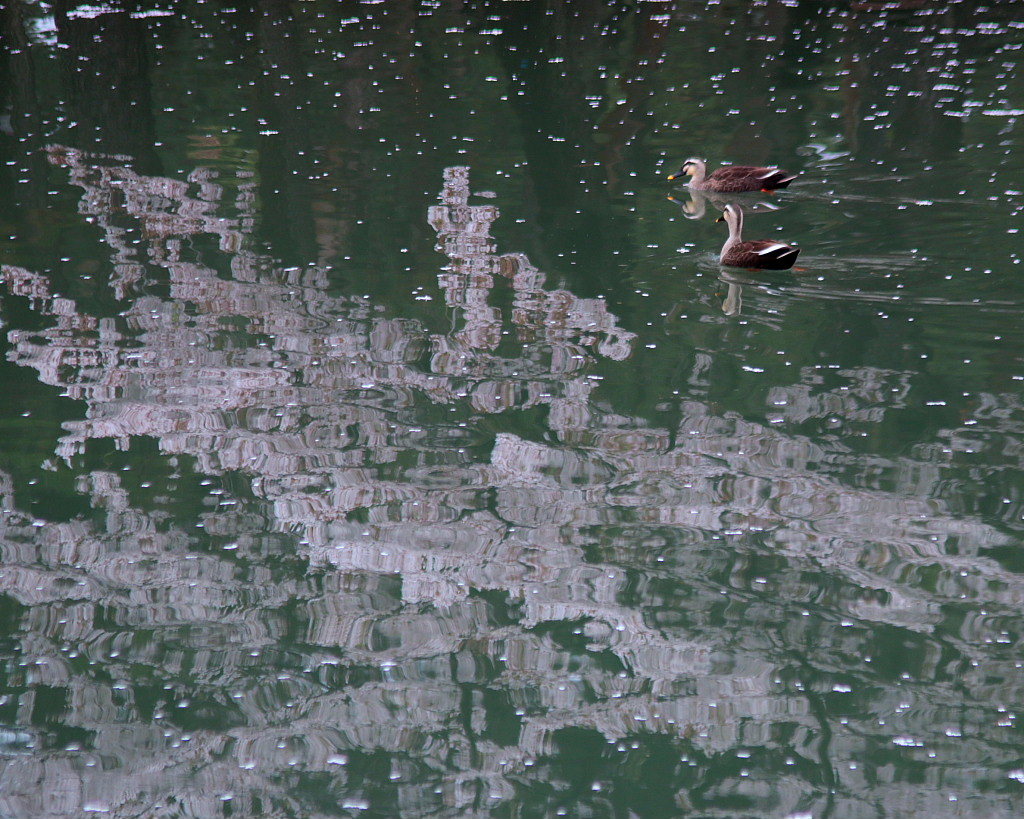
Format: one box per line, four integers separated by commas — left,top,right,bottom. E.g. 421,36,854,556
1,1,1024,817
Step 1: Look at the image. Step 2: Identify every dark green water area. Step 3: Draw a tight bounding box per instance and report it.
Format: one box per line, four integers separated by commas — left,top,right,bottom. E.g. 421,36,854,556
2,1,1024,816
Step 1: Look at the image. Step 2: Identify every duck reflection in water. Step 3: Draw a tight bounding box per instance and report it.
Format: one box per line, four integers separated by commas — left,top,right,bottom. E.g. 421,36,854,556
668,189,781,221
667,189,725,221
720,278,743,316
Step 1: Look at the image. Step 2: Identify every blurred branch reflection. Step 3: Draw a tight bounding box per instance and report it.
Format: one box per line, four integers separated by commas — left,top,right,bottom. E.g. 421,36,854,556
0,148,1021,819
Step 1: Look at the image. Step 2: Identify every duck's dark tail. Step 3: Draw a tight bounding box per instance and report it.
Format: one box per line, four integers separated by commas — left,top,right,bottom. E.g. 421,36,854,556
764,247,800,270
767,172,797,190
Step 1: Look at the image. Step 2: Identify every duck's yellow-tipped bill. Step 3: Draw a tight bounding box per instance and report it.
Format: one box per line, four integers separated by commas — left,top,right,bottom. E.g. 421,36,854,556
667,174,677,181
715,215,725,222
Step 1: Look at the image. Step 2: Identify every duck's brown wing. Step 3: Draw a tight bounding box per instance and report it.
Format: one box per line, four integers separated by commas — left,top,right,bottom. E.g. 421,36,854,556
723,240,800,270
706,165,797,192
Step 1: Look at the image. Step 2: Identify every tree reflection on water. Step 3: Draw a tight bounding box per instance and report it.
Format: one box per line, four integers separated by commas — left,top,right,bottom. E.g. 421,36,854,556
0,145,1020,818
1,1,1023,817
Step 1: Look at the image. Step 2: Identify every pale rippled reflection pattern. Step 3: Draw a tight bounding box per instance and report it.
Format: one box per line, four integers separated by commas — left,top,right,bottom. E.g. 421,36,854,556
1,2,1024,818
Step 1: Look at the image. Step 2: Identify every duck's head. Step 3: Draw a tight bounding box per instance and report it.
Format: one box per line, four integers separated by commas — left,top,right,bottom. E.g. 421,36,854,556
667,158,702,181
715,203,743,228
